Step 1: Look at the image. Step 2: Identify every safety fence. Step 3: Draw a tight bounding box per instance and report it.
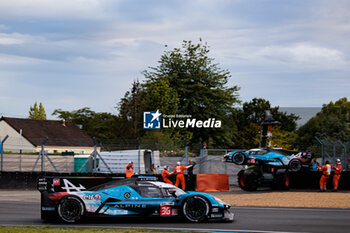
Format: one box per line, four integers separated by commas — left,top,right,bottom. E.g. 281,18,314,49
0,135,202,173
0,154,74,173
315,137,350,171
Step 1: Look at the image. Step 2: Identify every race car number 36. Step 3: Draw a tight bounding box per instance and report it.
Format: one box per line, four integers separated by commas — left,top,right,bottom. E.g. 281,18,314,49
160,206,171,216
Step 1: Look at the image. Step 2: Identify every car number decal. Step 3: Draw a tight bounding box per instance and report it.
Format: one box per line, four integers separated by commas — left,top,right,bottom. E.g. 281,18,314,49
160,206,172,216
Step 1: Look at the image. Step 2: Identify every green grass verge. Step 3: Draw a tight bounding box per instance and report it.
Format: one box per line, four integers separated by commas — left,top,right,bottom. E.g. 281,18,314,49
0,226,191,233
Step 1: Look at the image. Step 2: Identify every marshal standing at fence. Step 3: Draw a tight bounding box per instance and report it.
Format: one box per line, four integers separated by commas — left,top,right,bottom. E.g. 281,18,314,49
318,161,331,192
332,159,342,192
174,161,193,190
125,161,134,178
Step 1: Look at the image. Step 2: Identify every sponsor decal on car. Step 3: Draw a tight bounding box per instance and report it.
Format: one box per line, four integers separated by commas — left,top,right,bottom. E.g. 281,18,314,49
83,194,101,201
114,204,147,208
53,179,60,186
171,208,178,216
160,202,175,206
109,209,128,215
124,192,131,199
62,179,86,192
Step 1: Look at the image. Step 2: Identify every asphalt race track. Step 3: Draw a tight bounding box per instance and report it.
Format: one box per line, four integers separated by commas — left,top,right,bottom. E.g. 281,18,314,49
1,201,350,233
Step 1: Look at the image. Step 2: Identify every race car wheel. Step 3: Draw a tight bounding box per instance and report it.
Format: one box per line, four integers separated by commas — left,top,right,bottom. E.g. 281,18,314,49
57,196,85,223
237,170,258,191
182,195,210,222
289,159,302,172
232,152,246,165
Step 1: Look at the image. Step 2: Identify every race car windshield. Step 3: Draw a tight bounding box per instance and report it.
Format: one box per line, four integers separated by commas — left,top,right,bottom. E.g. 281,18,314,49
136,186,163,198
248,149,267,155
162,187,186,197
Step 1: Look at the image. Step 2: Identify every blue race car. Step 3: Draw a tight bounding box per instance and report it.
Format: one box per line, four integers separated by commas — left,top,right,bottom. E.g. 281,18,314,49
224,148,312,172
38,176,234,223
224,148,312,191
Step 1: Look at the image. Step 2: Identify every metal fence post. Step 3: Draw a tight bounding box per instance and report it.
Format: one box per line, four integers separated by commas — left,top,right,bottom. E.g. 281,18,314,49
41,140,45,172
338,140,348,171
32,137,59,172
315,136,324,164
0,135,9,172
78,137,112,173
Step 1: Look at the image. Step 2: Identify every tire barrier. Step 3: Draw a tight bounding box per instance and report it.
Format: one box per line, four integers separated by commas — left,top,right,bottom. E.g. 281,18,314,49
196,174,229,192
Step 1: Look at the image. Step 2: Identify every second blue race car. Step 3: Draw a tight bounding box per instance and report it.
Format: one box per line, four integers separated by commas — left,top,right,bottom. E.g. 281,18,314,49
224,147,312,172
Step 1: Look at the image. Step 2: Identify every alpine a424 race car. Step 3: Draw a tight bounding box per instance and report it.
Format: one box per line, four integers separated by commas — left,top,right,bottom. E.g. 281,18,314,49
224,147,313,172
38,176,234,223
224,148,313,191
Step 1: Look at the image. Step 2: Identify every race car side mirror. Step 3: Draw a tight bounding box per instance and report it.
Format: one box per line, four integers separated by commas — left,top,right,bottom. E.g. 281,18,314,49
169,189,177,198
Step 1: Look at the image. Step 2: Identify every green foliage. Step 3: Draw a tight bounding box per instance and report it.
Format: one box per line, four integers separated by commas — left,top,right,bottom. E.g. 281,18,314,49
29,102,47,120
52,107,118,140
296,97,350,150
143,39,240,145
232,98,299,149
117,80,146,139
270,126,297,150
144,76,179,115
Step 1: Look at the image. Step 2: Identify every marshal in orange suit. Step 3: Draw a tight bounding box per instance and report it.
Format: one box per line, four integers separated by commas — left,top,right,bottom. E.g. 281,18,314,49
173,162,192,190
162,165,173,184
332,159,342,191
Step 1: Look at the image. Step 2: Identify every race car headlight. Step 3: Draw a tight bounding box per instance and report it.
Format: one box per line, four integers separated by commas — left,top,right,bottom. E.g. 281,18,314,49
213,197,227,205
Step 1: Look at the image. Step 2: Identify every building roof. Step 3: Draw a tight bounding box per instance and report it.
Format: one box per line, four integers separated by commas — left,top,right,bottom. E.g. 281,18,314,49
1,117,94,147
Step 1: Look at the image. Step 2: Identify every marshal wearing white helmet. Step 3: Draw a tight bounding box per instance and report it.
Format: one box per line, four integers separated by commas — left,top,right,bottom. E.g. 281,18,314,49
332,159,342,191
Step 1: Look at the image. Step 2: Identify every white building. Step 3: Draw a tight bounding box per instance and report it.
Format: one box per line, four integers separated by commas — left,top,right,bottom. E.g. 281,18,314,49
0,117,97,154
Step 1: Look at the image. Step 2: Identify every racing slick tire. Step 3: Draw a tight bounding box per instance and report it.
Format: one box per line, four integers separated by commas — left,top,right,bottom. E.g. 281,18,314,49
273,172,290,190
288,159,302,172
238,170,258,191
232,152,246,165
57,195,85,223
182,195,210,222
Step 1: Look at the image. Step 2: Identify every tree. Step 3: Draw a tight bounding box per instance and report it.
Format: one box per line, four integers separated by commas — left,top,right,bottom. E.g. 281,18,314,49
117,80,146,139
232,98,300,149
144,76,179,115
52,108,118,141
29,102,47,120
296,97,350,150
143,39,240,146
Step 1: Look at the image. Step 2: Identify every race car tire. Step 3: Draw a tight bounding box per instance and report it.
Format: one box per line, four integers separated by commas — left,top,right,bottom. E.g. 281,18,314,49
232,152,246,165
273,172,290,190
288,159,302,172
57,195,85,223
182,195,210,222
238,170,258,191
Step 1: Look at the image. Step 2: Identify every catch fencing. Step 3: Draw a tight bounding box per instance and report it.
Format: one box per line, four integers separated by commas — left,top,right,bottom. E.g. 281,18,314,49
315,137,350,171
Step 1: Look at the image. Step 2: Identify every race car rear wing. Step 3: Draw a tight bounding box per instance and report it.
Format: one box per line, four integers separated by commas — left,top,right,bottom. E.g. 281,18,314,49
37,176,126,193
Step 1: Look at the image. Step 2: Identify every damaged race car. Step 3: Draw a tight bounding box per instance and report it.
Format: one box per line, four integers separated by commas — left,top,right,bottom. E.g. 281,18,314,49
224,148,313,191
224,147,313,172
38,176,234,223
